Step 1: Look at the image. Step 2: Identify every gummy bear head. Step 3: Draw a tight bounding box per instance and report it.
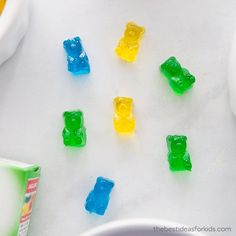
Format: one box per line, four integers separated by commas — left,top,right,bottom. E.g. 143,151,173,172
162,57,182,77
63,37,82,56
124,22,145,43
114,97,133,117
63,110,84,130
95,177,114,194
166,135,187,154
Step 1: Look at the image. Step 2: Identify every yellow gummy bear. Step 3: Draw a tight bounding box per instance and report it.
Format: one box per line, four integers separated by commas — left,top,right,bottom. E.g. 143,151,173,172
113,97,135,134
0,0,6,15
115,22,145,62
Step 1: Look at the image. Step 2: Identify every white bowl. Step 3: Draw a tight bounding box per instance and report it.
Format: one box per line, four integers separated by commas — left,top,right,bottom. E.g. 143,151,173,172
0,0,29,65
81,219,206,236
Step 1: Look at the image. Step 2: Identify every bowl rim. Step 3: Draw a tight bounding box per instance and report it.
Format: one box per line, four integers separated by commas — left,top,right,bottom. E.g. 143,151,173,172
81,218,207,236
0,0,26,39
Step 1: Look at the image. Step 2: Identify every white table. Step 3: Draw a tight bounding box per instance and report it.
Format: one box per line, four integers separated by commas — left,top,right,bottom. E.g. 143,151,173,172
0,0,236,235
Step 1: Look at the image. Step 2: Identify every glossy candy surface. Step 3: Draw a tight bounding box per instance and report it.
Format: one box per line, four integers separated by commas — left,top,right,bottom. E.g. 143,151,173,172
160,57,195,95
115,22,145,62
85,177,114,215
62,110,86,147
166,135,192,171
63,37,90,75
113,97,135,134
0,0,6,14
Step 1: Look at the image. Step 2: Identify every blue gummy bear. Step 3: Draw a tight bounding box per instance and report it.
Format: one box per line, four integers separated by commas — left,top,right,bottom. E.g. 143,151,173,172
63,36,90,75
85,177,114,215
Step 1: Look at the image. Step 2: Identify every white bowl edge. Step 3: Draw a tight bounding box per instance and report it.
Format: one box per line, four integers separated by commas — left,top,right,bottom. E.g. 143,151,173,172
81,218,207,236
0,0,29,65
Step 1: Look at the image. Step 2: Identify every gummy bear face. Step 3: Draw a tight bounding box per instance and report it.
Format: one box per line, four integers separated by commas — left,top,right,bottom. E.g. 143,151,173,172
124,22,145,43
63,111,83,130
167,135,187,154
63,37,82,56
162,57,182,78
114,97,133,117
94,177,114,194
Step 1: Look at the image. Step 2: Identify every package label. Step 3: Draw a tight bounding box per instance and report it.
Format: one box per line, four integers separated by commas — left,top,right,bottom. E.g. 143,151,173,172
18,178,39,236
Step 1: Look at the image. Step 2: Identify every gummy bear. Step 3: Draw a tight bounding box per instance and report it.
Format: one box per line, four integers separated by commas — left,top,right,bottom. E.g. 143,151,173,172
63,37,90,75
115,22,145,62
166,135,192,171
160,57,195,95
85,177,114,215
0,0,6,14
113,97,135,134
62,110,86,147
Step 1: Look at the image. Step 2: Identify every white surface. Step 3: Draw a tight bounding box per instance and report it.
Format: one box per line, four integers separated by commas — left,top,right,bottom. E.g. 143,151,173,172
0,0,29,65
228,31,236,116
0,0,236,235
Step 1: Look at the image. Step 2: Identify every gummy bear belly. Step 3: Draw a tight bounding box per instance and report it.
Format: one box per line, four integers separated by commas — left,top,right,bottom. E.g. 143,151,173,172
62,128,86,147
115,40,139,62
114,117,135,133
168,153,192,171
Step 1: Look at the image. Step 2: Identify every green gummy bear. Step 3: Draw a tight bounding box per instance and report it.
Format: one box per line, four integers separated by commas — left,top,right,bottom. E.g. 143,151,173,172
160,57,195,95
166,135,192,171
62,110,86,147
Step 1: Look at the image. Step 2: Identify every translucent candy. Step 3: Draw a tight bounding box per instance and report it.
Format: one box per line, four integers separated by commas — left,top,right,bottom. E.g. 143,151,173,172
0,0,6,14
166,135,192,171
113,97,135,134
115,22,145,62
85,177,114,215
62,110,86,147
63,37,90,75
160,57,195,95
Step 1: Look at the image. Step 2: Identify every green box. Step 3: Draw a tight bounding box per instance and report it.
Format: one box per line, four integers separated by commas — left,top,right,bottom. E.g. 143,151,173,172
0,158,40,236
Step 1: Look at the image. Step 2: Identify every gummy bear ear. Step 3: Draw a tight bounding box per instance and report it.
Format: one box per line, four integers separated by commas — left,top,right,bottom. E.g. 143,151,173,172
169,56,176,61
77,110,83,117
127,22,134,28
63,111,69,117
126,98,133,106
140,26,145,34
63,40,69,48
74,37,81,43
190,75,196,83
166,135,173,142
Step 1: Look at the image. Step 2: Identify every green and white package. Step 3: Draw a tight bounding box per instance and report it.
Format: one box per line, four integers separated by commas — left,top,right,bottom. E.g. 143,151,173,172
0,158,40,236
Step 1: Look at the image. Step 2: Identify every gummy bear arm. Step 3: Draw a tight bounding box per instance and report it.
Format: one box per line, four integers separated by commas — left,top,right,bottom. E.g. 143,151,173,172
182,153,192,170
183,152,191,162
166,136,173,151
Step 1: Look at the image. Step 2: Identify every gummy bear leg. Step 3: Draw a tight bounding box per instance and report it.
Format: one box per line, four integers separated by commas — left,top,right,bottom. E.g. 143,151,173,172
182,153,192,171
85,193,96,213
